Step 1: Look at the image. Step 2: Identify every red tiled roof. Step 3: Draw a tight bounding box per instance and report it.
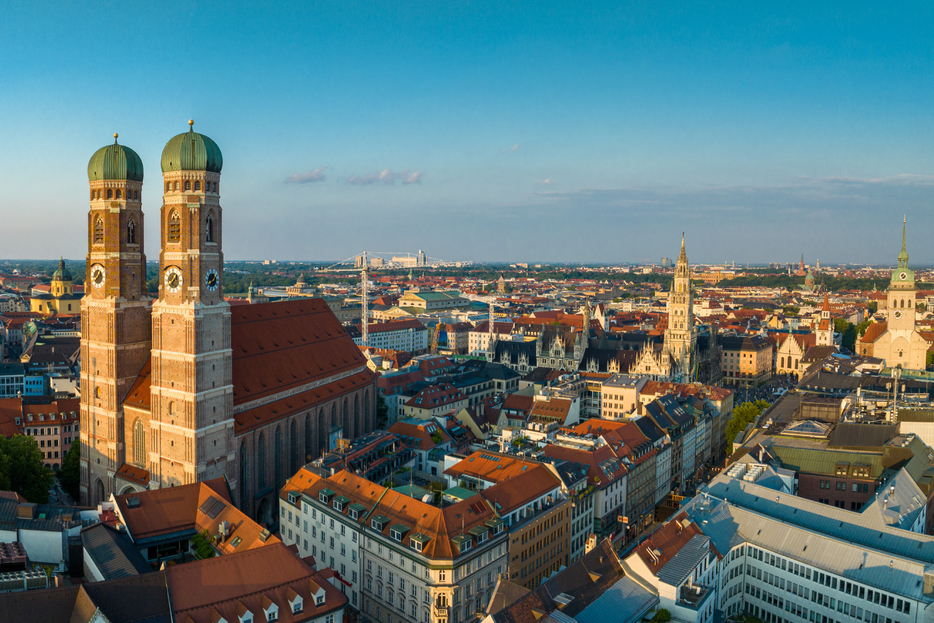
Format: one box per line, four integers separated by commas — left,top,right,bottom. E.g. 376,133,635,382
304,470,497,559
166,542,346,623
231,300,368,404
115,463,150,487
114,478,231,541
633,511,708,574
122,299,377,434
529,398,572,423
444,451,539,484
860,322,888,344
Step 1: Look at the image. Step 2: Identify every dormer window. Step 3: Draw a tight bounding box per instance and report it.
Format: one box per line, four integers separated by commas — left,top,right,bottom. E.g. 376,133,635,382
261,598,278,622
410,533,430,552
316,595,325,606
286,588,303,614
348,503,367,521
319,489,335,504
236,602,253,623
389,524,409,542
333,496,349,512
371,515,389,531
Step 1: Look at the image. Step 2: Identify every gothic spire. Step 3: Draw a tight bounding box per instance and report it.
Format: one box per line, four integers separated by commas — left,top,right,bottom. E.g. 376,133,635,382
898,215,909,267
678,232,688,263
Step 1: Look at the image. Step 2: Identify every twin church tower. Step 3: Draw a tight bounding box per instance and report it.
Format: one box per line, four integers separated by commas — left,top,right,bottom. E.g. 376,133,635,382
81,122,234,505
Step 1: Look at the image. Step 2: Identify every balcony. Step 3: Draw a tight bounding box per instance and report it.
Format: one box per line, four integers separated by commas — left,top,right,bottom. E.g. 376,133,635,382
679,583,712,610
433,604,449,617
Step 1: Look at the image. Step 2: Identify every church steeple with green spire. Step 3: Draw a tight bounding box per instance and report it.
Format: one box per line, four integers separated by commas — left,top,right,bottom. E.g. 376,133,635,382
891,216,914,287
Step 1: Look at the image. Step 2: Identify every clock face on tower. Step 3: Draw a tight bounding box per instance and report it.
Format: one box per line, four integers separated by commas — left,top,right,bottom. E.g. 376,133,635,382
90,264,105,288
205,269,219,291
164,266,183,293
899,271,908,281
894,310,903,319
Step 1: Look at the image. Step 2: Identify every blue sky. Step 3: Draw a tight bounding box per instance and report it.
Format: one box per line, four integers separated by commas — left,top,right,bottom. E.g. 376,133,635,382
1,2,932,264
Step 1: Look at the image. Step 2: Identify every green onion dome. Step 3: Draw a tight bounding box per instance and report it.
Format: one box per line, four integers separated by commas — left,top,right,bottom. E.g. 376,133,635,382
161,120,223,173
88,134,144,182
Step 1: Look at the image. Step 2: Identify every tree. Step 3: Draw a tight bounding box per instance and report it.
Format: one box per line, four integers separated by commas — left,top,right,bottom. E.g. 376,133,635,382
867,301,878,314
725,400,770,454
376,395,389,426
782,305,799,317
58,440,80,500
191,529,216,559
0,435,55,503
652,610,671,623
834,318,858,351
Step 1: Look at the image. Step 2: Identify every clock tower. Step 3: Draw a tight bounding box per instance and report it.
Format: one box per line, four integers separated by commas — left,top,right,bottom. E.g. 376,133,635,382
887,217,916,333
81,135,152,505
149,121,236,494
665,233,696,379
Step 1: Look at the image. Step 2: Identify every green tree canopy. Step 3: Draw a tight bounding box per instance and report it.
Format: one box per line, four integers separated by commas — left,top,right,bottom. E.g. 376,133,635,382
58,440,80,500
0,435,54,503
725,400,770,454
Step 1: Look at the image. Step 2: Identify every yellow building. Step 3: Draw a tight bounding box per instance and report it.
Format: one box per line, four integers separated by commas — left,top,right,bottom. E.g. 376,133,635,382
30,259,83,315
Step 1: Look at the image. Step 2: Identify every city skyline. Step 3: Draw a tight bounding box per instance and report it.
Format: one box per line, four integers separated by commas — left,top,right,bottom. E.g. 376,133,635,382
1,2,932,263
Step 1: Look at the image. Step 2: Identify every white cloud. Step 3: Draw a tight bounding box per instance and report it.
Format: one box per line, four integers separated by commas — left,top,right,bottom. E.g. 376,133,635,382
501,143,521,153
538,178,554,185
285,167,328,183
347,169,422,186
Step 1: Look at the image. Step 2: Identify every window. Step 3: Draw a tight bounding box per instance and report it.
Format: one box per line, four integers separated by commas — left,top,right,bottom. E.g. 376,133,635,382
205,213,214,243
194,180,201,191
133,418,146,466
93,217,104,244
127,219,136,244
107,189,113,199
184,180,191,191
168,211,181,242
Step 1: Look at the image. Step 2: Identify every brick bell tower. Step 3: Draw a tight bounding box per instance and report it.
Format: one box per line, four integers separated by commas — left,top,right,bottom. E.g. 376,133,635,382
80,134,152,506
149,121,236,494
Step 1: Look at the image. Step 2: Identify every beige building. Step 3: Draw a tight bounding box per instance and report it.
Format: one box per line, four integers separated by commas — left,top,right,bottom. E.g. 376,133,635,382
600,374,648,418
720,334,772,386
774,333,815,378
30,259,83,315
857,221,932,370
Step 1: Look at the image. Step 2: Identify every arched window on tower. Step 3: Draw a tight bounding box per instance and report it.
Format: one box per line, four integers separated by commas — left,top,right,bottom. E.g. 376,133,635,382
212,182,217,193
133,419,146,466
134,190,139,200
174,181,179,191
194,180,201,191
166,182,171,193
168,211,181,243
116,189,122,199
127,219,136,245
107,189,113,199
184,180,191,191
205,213,214,243
93,217,104,245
